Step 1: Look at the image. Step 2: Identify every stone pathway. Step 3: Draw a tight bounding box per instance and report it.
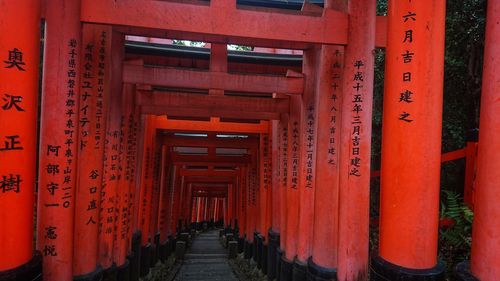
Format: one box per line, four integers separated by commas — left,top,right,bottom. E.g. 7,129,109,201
173,230,239,281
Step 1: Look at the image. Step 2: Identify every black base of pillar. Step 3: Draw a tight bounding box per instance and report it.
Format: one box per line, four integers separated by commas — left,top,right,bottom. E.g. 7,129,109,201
102,264,117,281
253,233,259,264
370,253,445,281
280,255,293,281
262,244,268,275
306,257,337,281
0,252,42,281
244,240,253,260
454,261,479,281
159,241,168,262
238,237,245,253
292,259,307,281
139,244,152,277
169,236,176,255
116,259,130,281
276,248,283,281
267,230,279,280
129,231,141,281
151,233,160,267
256,233,264,269
74,266,103,281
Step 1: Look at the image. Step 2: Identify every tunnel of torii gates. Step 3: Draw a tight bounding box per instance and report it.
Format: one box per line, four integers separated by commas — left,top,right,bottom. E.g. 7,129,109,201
1,0,500,281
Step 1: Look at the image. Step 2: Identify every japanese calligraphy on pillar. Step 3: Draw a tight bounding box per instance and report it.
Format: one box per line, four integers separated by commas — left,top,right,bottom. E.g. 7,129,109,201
305,105,315,188
250,167,257,206
240,168,246,214
348,60,365,177
0,47,28,194
290,122,299,189
126,109,139,226
328,50,343,165
117,116,129,241
95,32,107,148
281,126,288,187
398,9,417,123
262,134,271,189
141,147,152,228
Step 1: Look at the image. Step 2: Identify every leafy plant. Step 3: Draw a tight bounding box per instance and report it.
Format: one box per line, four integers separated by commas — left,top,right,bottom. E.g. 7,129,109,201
439,190,473,274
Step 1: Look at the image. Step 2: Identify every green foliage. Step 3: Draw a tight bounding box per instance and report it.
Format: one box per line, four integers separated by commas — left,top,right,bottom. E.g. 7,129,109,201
439,190,473,273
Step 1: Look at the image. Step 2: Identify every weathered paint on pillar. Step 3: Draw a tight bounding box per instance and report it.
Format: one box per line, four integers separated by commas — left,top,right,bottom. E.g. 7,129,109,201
278,118,288,252
170,168,182,233
336,0,376,279
379,0,446,270
132,114,146,236
73,24,112,277
158,145,171,243
246,164,256,242
0,0,40,272
470,1,500,279
36,0,80,279
271,120,281,233
108,32,128,267
138,116,155,246
168,165,178,234
296,48,320,262
284,95,302,261
149,138,162,242
259,133,272,240
228,183,234,227
124,83,139,252
239,167,248,238
311,45,343,269
98,31,124,270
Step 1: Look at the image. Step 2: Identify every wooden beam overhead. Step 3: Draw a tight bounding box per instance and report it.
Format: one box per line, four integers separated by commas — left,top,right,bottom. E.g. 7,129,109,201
171,153,250,165
142,105,281,120
81,0,349,47
151,116,270,134
161,135,258,149
180,169,237,177
137,91,289,120
124,64,304,94
184,176,235,184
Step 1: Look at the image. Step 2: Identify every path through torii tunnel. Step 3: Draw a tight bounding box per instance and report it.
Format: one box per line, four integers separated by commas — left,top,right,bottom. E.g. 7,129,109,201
0,0,499,281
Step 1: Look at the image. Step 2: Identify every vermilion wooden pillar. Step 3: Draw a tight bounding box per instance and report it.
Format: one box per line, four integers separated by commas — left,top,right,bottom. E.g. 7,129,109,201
170,168,182,234
122,84,137,249
468,1,500,280
73,24,112,280
374,0,446,279
36,0,80,280
137,115,155,277
148,138,162,265
309,45,343,280
238,167,247,243
258,137,269,271
108,32,128,274
277,117,288,281
294,49,320,280
122,83,141,281
0,0,41,279
158,146,171,243
281,95,302,281
229,183,235,228
258,131,272,271
183,183,193,230
267,120,281,280
98,31,124,278
244,163,256,259
336,0,376,279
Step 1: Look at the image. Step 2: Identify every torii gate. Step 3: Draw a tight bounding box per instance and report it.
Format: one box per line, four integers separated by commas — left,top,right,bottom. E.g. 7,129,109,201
1,1,500,281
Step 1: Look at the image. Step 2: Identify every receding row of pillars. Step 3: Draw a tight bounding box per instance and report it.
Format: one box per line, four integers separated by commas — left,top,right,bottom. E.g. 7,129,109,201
1,0,500,281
